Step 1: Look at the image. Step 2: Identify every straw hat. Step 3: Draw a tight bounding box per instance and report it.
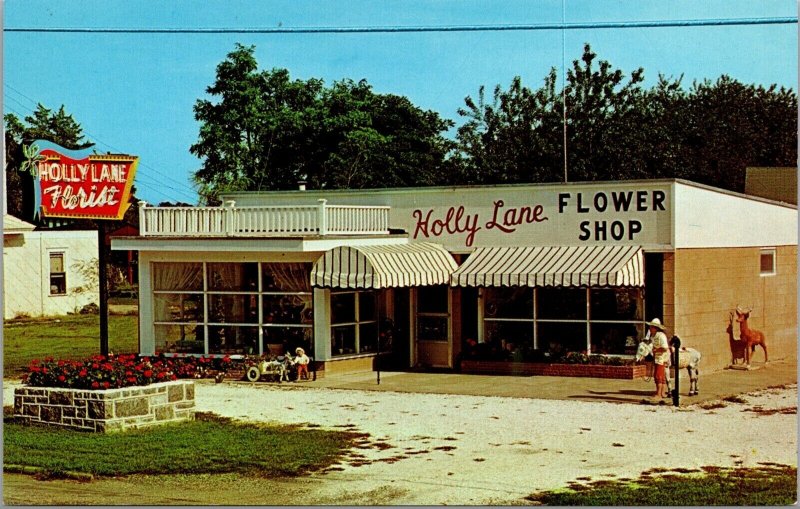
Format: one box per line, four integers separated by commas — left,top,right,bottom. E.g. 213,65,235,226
295,347,305,356
646,318,666,331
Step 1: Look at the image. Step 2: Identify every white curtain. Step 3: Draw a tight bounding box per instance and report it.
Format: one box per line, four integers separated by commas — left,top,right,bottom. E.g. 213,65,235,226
267,263,312,318
153,262,202,291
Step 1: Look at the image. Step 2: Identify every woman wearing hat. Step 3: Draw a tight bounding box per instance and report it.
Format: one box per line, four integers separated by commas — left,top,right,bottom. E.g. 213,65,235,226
646,318,670,402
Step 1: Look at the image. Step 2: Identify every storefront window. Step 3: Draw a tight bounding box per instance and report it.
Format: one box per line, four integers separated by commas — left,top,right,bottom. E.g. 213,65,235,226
153,263,205,355
331,292,356,324
208,325,259,355
153,262,203,291
537,288,586,319
152,261,313,357
479,285,645,360
331,290,382,356
154,293,202,323
590,322,643,356
537,322,587,355
208,263,258,291
209,294,259,324
483,287,532,319
484,321,533,358
261,262,313,356
482,288,533,357
590,288,642,321
154,324,204,354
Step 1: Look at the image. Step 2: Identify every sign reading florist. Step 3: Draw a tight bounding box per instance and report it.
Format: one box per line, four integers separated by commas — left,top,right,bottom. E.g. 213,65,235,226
26,140,138,220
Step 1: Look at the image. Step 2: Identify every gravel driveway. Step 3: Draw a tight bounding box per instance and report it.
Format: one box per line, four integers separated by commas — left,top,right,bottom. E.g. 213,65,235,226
193,381,798,505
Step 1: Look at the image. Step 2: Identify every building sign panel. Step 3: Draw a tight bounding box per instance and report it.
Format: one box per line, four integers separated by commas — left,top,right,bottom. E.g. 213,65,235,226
24,140,138,221
226,181,675,251
397,184,672,250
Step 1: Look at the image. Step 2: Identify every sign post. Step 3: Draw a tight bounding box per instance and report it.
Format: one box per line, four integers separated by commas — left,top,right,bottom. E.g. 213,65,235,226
670,335,681,407
98,223,109,355
25,140,138,357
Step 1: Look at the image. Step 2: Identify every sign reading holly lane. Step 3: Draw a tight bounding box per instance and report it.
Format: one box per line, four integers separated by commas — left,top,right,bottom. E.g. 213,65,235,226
26,140,138,220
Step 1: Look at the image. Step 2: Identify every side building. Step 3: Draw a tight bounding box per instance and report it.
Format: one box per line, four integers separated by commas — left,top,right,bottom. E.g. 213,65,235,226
112,179,797,375
3,214,100,319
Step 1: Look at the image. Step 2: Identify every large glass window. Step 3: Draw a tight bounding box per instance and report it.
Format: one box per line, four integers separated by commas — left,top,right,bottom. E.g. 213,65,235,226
153,263,205,354
152,261,313,357
331,290,382,356
480,285,645,359
416,286,449,343
482,287,533,359
262,263,313,356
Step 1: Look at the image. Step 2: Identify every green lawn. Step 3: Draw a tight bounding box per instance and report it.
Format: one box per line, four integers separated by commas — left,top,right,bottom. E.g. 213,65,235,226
3,314,139,376
4,412,357,478
526,465,797,506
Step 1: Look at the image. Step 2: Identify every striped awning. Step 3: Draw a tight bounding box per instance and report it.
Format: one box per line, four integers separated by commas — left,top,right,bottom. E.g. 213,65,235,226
451,245,644,288
311,242,458,289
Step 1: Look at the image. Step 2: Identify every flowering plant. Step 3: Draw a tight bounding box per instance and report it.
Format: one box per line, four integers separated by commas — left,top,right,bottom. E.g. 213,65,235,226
22,353,233,390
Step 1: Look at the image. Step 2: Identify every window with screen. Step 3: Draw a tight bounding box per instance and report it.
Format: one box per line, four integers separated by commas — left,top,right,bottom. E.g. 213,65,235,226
49,253,67,295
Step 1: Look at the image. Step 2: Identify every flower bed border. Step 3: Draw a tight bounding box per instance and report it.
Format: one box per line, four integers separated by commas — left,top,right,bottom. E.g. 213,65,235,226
460,360,648,379
13,380,195,433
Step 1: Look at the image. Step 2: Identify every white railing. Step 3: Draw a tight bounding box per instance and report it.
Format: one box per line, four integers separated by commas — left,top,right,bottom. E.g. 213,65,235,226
139,199,391,237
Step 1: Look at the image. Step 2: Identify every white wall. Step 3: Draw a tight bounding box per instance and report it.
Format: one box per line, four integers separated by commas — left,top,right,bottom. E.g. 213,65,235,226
3,230,99,319
674,182,797,248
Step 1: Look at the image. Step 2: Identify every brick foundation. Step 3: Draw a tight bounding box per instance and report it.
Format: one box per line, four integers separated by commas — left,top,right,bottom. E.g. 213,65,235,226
460,360,648,379
13,380,195,432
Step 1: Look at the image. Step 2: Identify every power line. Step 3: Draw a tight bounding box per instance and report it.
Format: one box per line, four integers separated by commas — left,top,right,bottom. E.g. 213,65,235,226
5,85,196,193
3,17,797,34
4,86,199,201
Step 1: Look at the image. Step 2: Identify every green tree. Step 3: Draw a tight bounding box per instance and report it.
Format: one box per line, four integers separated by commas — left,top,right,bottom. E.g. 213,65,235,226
677,76,797,192
4,104,94,220
455,43,797,192
191,44,455,204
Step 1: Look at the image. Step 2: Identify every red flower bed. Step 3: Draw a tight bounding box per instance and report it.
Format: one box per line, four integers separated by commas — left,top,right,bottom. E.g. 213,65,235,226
23,354,233,390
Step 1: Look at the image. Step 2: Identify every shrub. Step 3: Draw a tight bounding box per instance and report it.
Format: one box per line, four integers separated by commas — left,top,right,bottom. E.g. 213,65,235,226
22,353,233,390
561,351,591,364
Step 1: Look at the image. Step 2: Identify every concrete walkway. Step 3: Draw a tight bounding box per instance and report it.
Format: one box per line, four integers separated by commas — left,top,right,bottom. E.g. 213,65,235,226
295,358,796,406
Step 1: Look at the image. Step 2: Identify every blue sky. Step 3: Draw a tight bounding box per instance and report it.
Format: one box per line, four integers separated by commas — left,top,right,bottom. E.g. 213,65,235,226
4,0,797,205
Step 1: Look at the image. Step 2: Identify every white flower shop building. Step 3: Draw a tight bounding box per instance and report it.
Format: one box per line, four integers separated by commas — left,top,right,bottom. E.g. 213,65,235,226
112,179,797,375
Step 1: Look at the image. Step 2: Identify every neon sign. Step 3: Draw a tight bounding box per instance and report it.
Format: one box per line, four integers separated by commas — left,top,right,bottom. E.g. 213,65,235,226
25,140,138,220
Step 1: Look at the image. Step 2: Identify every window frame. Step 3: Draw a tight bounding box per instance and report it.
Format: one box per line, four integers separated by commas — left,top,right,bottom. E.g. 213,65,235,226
759,248,777,277
152,261,313,357
330,289,380,356
48,252,67,296
481,286,645,357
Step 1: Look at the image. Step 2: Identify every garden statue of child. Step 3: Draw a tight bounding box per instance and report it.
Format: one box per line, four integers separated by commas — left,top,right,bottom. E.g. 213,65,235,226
294,347,310,381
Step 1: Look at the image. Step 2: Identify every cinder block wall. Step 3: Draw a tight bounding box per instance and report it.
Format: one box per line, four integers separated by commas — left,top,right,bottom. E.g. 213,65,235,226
670,245,797,372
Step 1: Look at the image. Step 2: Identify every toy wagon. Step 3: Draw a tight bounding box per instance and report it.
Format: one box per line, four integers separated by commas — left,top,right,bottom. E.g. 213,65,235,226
245,356,293,383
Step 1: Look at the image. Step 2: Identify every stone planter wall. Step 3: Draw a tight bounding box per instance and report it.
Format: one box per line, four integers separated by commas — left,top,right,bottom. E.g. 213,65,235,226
460,360,648,379
13,380,195,432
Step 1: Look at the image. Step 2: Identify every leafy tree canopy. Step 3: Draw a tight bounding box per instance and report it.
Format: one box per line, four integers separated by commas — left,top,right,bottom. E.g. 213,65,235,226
454,43,797,192
191,44,455,204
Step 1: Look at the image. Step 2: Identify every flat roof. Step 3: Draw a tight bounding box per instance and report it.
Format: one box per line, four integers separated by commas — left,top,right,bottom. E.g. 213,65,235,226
221,178,797,211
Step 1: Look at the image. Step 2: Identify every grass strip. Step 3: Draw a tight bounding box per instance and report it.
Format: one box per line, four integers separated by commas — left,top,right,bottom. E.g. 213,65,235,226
526,464,797,506
3,314,139,375
4,413,358,478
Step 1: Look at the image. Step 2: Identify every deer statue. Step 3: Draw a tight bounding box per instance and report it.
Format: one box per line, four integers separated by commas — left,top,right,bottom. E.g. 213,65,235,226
727,311,746,366
735,306,768,367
